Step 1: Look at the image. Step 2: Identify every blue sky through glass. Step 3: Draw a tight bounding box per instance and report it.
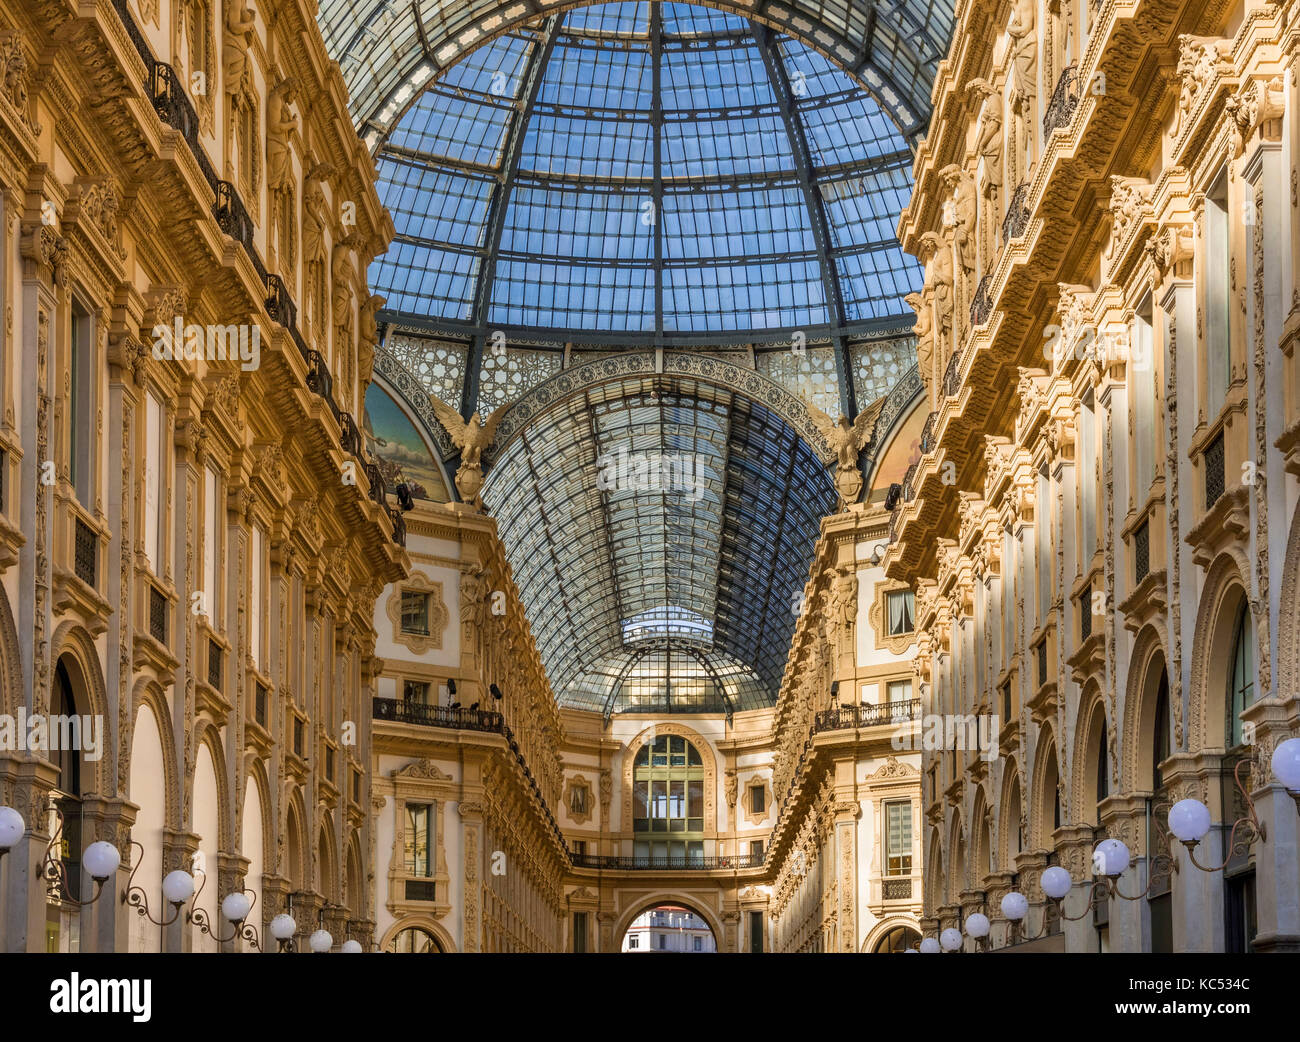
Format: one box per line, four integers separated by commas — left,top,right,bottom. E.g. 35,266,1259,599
369,1,923,337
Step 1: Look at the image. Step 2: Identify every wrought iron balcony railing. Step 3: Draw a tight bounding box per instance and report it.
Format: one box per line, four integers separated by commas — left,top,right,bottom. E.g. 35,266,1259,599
1002,180,1032,242
901,462,919,503
108,0,404,547
373,697,504,734
570,852,765,871
969,274,994,327
943,348,964,398
812,698,920,735
1043,64,1081,139
919,410,938,455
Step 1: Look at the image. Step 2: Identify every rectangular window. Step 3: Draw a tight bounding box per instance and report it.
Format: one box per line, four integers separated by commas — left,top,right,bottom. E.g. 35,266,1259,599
885,800,913,877
404,804,434,877
1205,171,1231,413
633,780,649,832
1037,467,1052,611
886,590,915,635
749,839,764,858
658,933,668,950
572,839,586,857
402,679,430,705
144,391,163,574
249,525,264,671
628,934,638,949
400,590,430,635
1079,391,1096,560
887,679,912,704
203,466,219,625
573,912,587,954
749,911,763,953
1133,299,1156,495
570,785,588,815
69,305,95,506
750,784,765,815
693,936,702,952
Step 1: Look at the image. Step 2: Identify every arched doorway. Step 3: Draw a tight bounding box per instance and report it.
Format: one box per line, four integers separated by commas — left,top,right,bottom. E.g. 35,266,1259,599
392,926,444,953
620,902,717,953
871,924,922,953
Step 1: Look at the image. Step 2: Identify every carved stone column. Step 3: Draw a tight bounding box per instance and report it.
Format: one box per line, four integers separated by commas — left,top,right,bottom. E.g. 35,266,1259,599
161,828,200,951
1241,708,1300,952
1099,794,1151,952
459,799,482,952
0,756,60,951
1013,849,1050,941
78,795,137,952
982,870,1018,949
833,799,860,952
1161,753,1223,952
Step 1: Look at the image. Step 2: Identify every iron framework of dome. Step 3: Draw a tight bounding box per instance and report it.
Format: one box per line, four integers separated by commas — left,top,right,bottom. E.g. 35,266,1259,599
316,1,939,715
357,2,926,353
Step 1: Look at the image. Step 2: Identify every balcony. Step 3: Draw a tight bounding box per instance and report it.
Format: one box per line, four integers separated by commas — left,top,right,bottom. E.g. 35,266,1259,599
570,852,764,871
1043,64,1080,139
1002,181,1031,243
812,698,920,735
373,697,503,734
108,0,404,549
373,697,568,853
969,274,994,327
943,348,964,398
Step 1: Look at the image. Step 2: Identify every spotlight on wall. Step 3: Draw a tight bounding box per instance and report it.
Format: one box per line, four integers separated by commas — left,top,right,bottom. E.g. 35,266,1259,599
122,841,195,926
490,683,503,700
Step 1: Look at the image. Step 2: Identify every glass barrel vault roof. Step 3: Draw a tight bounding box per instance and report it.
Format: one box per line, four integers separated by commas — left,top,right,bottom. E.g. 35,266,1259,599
363,2,924,340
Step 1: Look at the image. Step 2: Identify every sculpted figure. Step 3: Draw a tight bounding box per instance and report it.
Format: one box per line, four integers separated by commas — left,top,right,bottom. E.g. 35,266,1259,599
223,0,256,96
429,396,506,507
808,402,875,508
920,231,954,354
267,78,298,193
906,291,936,406
941,164,978,293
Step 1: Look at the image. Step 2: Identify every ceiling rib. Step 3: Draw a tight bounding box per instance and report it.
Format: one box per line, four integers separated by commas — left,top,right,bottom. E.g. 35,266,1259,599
753,21,856,418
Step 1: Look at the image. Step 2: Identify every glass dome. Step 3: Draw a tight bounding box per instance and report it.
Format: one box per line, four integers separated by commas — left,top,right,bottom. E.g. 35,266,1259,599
366,1,923,340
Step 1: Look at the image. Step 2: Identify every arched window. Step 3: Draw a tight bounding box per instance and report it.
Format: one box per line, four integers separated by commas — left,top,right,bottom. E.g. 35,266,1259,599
392,927,442,953
873,925,922,953
1152,671,1170,791
49,657,86,949
632,735,704,865
1226,603,1254,748
1094,708,1109,823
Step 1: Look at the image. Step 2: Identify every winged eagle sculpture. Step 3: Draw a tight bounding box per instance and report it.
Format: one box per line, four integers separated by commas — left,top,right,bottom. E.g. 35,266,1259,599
806,401,877,509
428,395,506,509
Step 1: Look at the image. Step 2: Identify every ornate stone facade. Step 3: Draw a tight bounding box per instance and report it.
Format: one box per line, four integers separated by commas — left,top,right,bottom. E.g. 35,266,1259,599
894,0,1300,953
0,0,403,952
